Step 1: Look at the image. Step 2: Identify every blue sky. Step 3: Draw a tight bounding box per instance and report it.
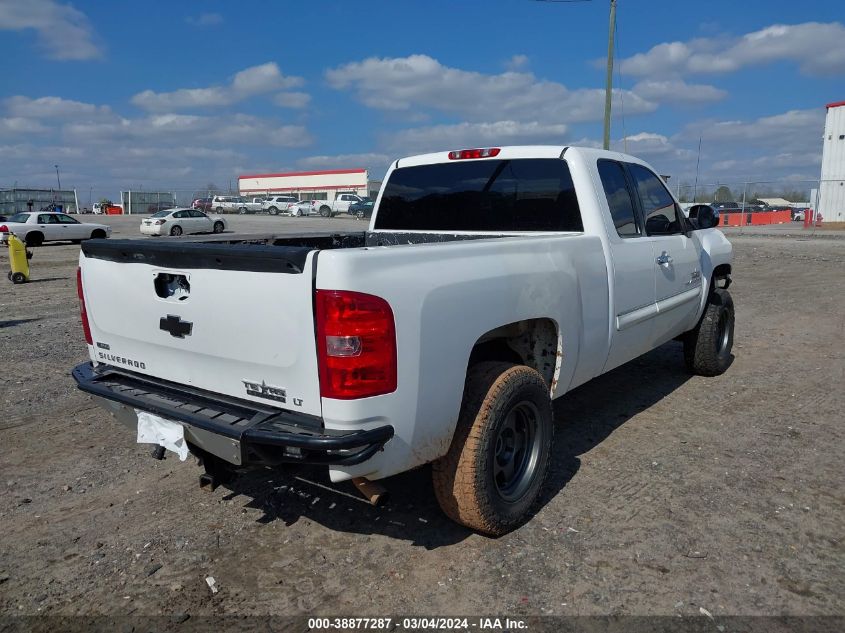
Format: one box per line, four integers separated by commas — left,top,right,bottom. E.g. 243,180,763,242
1,0,844,196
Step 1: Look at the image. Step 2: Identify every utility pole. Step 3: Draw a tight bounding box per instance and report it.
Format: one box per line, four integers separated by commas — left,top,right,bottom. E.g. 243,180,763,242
55,164,62,190
603,0,617,150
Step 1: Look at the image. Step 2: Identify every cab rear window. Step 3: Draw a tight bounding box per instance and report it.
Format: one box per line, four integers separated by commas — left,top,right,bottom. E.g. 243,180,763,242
375,158,583,232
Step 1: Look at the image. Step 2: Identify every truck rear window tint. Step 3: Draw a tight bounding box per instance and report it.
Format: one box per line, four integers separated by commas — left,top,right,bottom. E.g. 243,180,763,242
375,159,583,232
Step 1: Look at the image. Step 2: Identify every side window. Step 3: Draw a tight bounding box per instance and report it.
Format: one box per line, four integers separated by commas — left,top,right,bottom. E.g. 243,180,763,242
628,164,682,235
38,214,58,223
173,210,187,219
57,214,79,224
597,160,640,237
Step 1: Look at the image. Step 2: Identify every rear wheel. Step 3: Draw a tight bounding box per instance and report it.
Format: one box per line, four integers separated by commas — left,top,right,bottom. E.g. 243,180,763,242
215,206,224,213
11,272,26,284
683,288,735,376
25,232,43,247
432,362,553,536
238,207,247,214
213,221,224,233
320,205,331,217
170,225,183,237
268,206,278,215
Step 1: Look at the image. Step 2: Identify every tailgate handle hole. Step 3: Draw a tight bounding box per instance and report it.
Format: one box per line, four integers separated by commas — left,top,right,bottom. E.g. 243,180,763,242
154,273,190,300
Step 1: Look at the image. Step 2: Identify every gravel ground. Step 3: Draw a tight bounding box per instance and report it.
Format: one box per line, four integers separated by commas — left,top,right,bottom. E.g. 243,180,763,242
0,217,843,622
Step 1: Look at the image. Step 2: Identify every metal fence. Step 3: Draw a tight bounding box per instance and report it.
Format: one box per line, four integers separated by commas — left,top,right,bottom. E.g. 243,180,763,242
0,188,80,215
674,178,844,232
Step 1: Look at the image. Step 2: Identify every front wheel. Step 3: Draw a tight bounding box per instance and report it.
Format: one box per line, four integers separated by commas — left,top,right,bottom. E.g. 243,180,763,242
683,288,735,376
238,207,247,214
213,221,224,233
432,362,553,536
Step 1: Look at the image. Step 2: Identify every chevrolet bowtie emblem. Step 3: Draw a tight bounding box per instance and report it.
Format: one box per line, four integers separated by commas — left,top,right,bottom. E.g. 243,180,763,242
159,314,193,338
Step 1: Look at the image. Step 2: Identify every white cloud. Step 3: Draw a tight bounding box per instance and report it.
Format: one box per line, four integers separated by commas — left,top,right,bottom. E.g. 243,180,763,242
0,117,49,135
563,107,825,184
273,92,311,109
186,12,223,27
677,108,825,152
297,153,392,172
131,62,305,111
631,80,727,105
618,21,845,77
63,112,312,147
0,0,102,60
505,54,529,71
383,120,568,155
326,54,656,124
4,95,111,118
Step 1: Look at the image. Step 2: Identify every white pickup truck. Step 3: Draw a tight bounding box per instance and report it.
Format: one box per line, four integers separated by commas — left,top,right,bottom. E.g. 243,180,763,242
73,146,733,535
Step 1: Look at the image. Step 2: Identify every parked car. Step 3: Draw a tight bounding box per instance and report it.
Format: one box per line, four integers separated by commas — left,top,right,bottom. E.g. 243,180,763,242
263,196,300,215
192,198,213,212
351,200,375,220
793,209,806,222
347,198,373,215
288,200,323,216
74,145,733,535
0,212,111,246
211,196,248,214
139,208,227,236
147,202,175,214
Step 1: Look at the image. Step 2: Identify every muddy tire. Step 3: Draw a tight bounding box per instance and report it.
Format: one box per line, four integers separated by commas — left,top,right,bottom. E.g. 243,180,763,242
684,288,734,376
432,361,553,536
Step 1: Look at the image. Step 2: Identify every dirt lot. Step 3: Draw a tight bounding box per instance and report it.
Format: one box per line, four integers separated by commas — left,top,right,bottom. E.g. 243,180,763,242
1,217,843,623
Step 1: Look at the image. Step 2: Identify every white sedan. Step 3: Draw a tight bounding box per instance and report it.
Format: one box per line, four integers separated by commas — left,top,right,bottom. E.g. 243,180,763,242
140,208,227,236
0,212,111,246
288,200,326,217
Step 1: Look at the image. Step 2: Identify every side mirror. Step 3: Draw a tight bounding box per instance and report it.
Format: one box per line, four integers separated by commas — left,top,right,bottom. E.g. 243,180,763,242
689,204,719,229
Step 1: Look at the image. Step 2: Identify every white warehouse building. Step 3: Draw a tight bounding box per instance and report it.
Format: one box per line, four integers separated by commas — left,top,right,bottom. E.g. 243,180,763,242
238,168,372,202
818,100,845,222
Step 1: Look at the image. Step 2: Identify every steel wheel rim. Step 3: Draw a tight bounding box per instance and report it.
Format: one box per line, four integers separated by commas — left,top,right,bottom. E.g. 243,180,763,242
493,401,541,502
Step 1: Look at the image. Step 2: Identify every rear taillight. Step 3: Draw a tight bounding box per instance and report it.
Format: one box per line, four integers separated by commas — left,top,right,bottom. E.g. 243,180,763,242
0,225,8,233
315,290,396,399
154,219,165,225
76,267,93,345
448,147,501,160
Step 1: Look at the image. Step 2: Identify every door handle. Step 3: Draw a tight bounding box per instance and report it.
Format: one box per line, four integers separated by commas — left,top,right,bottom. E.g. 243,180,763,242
656,253,673,266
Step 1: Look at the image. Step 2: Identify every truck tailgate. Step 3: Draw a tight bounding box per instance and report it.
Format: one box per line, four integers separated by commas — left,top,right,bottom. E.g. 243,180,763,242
79,240,322,417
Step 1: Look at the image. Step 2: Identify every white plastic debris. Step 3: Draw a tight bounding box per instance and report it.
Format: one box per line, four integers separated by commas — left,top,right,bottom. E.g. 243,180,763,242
136,410,189,461
205,576,218,594
699,606,714,619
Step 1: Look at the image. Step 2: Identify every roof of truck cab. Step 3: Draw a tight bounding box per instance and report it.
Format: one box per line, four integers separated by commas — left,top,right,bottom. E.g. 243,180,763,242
392,145,651,169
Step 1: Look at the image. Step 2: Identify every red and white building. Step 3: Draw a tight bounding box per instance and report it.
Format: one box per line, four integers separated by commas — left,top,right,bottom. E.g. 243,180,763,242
238,168,370,202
